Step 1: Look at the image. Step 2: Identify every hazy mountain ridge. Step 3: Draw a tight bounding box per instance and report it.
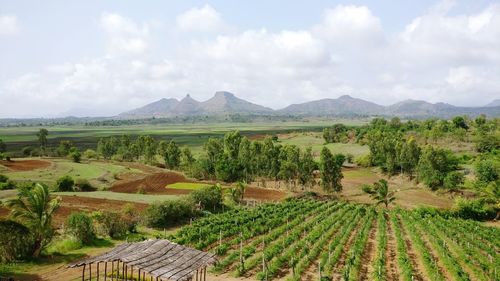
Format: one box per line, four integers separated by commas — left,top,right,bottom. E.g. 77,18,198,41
118,92,500,119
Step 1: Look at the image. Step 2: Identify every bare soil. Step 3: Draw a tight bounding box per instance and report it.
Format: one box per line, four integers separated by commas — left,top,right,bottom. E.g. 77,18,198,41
0,159,52,171
385,215,399,281
359,217,378,280
110,171,190,194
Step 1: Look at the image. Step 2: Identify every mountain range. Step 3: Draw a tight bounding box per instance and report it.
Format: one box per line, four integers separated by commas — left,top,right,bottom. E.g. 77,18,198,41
119,92,500,119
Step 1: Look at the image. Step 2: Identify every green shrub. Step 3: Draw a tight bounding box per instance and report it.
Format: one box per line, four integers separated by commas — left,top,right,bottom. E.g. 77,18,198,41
443,171,465,190
74,178,95,191
355,154,372,167
0,174,8,183
83,149,98,159
0,152,4,160
92,211,128,239
55,175,75,191
452,198,495,220
69,147,81,163
65,212,95,245
143,199,196,228
0,219,34,262
0,180,16,190
47,237,83,254
190,184,223,211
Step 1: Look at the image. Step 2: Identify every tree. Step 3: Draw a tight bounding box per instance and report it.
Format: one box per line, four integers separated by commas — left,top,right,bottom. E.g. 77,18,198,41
180,146,195,173
0,139,6,153
137,135,157,164
37,129,49,156
97,137,119,159
319,147,344,193
298,147,316,188
56,140,73,156
236,181,246,202
6,183,60,257
65,212,95,244
362,179,395,207
417,146,458,189
158,140,181,169
443,171,465,190
190,184,223,211
399,137,420,178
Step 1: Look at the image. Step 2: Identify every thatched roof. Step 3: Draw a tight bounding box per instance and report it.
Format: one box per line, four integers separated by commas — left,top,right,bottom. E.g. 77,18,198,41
69,239,217,281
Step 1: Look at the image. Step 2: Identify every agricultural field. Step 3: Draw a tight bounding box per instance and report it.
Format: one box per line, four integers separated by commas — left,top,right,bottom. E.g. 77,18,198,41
173,199,499,281
0,119,366,155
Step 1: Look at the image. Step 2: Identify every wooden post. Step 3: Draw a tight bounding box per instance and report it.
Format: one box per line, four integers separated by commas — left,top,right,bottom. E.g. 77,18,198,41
204,266,207,281
97,262,100,281
89,263,92,281
195,270,198,281
82,264,86,281
122,262,125,279
318,261,321,280
125,265,128,280
104,262,108,281
138,269,141,281
131,266,133,280
112,261,115,281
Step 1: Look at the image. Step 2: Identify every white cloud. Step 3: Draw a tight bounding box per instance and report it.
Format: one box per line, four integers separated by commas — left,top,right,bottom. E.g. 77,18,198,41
2,4,500,117
0,15,19,35
176,5,226,33
100,13,150,55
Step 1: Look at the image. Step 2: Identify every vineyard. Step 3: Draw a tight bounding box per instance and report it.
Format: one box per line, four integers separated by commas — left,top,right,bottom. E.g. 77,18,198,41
173,199,500,281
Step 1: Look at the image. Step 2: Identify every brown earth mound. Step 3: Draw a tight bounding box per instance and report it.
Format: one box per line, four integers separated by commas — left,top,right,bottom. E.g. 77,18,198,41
111,171,190,194
244,186,287,201
0,159,51,171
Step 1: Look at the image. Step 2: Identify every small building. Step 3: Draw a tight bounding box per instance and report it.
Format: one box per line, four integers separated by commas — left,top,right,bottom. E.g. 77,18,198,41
69,239,217,281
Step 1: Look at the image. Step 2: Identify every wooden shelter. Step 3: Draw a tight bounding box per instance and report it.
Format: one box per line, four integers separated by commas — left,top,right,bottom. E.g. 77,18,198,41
69,239,217,281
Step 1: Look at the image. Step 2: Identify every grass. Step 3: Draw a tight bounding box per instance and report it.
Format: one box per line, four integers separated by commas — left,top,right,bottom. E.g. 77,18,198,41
2,158,142,189
53,191,179,204
278,132,369,158
166,182,210,190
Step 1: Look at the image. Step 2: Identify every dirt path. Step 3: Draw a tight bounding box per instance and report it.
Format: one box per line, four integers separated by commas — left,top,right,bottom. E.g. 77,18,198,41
358,216,378,280
385,215,399,281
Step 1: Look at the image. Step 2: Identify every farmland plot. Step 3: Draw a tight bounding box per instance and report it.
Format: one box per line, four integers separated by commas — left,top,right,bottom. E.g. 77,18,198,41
172,199,499,281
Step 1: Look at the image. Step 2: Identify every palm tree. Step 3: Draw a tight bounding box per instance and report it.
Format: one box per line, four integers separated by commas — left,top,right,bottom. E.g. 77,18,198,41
6,183,60,257
362,179,396,208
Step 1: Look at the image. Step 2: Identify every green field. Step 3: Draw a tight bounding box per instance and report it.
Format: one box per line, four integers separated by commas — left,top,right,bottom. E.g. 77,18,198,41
52,191,179,204
166,182,211,190
279,132,369,158
0,119,367,155
0,159,142,189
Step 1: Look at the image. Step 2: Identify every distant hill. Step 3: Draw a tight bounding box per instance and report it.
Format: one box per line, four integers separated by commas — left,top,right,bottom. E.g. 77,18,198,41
485,99,500,107
278,95,384,115
119,98,179,117
117,92,500,119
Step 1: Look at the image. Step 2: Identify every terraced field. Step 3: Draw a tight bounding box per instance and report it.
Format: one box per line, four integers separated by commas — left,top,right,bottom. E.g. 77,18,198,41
172,199,499,281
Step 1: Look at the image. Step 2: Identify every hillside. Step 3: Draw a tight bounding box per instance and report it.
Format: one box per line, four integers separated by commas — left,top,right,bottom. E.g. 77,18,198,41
108,93,500,119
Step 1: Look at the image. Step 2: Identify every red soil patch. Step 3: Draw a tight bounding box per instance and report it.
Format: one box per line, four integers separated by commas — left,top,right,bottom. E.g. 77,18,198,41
244,186,287,201
110,171,190,194
0,196,147,228
0,159,51,171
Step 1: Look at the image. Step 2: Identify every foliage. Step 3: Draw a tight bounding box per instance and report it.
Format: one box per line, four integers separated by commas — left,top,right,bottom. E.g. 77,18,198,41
319,147,344,192
73,178,95,191
475,160,499,183
0,174,16,190
64,212,95,245
0,138,6,153
142,199,196,228
68,147,81,163
417,146,459,189
190,184,224,211
452,198,495,221
83,149,98,159
158,140,181,169
355,153,372,167
55,175,75,192
5,183,60,257
0,219,34,262
56,140,73,157
362,179,396,207
36,128,48,155
443,171,465,190
92,211,128,239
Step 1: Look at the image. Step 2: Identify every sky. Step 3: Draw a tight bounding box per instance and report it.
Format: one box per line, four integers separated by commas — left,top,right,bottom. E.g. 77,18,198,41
0,0,499,117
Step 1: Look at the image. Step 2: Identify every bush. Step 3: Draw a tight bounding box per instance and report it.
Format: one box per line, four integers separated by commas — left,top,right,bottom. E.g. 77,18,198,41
22,146,34,157
190,184,223,211
55,175,75,191
74,179,95,191
83,149,98,159
443,171,465,190
65,212,95,245
121,204,139,233
69,147,81,163
475,160,499,183
452,198,495,221
92,211,128,239
0,174,9,183
143,199,196,228
355,154,372,167
46,237,82,254
0,219,34,262
0,152,4,160
0,180,16,190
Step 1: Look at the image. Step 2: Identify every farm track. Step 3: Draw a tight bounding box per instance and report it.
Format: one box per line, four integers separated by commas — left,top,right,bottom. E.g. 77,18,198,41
358,216,377,280
385,215,399,281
